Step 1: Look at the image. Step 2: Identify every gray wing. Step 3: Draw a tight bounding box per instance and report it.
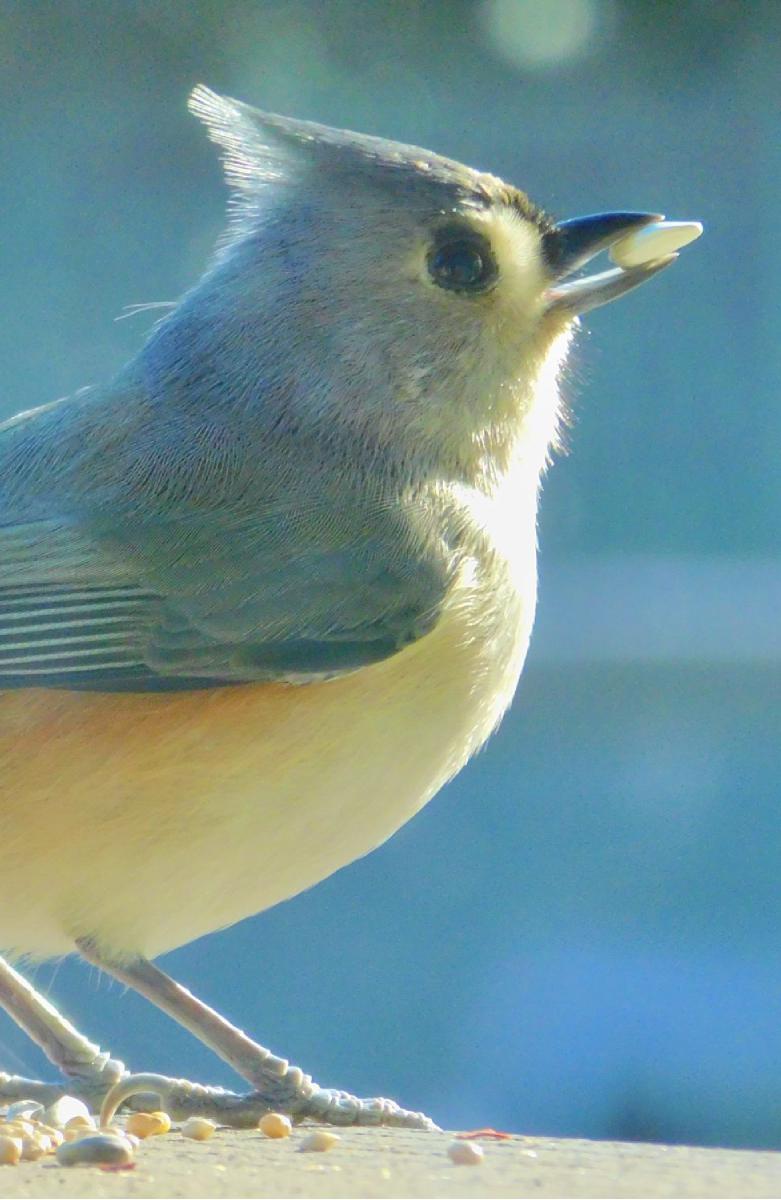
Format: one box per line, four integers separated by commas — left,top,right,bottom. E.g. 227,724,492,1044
0,404,451,691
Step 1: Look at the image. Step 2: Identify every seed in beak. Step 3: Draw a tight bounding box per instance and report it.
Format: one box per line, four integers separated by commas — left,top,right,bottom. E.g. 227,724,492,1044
609,220,703,269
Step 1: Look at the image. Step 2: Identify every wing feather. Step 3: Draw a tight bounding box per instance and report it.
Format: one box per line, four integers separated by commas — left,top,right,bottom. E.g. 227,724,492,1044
0,394,452,691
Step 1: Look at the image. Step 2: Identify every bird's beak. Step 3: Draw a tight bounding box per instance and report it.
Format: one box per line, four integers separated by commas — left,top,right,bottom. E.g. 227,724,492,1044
543,211,685,316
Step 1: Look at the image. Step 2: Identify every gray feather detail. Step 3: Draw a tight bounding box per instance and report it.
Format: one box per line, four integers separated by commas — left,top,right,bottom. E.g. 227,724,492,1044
0,566,155,686
0,661,142,676
0,646,138,666
187,85,493,202
0,447,450,692
0,630,132,652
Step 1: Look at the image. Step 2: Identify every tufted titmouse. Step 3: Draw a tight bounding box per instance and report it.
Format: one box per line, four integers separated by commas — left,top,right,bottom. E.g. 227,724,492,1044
0,88,701,1128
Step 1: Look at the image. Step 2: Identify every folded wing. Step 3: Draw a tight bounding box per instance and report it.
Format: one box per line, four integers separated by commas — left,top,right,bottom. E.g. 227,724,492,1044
0,408,450,691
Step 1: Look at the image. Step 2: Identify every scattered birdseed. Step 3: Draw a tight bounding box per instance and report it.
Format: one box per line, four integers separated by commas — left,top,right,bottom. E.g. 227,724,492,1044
258,1112,292,1139
0,1135,22,1165
299,1129,340,1153
181,1117,216,1141
56,1132,134,1168
38,1123,64,1147
64,1126,91,1142
21,1135,48,1161
448,1138,485,1165
45,1096,92,1129
126,1110,171,1138
64,1113,96,1133
6,1100,44,1122
1,1119,34,1138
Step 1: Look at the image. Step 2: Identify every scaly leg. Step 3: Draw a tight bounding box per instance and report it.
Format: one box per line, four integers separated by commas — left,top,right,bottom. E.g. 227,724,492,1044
77,942,436,1130
0,953,279,1118
0,953,126,1108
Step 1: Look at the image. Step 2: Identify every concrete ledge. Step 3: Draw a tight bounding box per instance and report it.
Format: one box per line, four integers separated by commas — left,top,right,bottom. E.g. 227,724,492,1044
3,1126,781,1198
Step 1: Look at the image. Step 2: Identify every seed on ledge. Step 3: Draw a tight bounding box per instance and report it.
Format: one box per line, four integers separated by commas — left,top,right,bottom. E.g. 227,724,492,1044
64,1126,91,1142
0,1119,34,1138
21,1135,48,1161
258,1112,292,1139
44,1096,92,1129
6,1101,44,1122
447,1139,485,1165
38,1124,64,1147
64,1113,97,1133
181,1117,216,1141
299,1130,340,1152
125,1110,171,1138
0,1135,22,1165
56,1133,134,1168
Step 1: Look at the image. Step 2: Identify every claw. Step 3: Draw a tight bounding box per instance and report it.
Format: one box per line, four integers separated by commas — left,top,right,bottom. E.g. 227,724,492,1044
100,1072,178,1126
305,1085,439,1130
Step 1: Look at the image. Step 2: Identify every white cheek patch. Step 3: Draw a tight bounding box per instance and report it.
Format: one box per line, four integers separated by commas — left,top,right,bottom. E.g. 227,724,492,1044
476,206,547,313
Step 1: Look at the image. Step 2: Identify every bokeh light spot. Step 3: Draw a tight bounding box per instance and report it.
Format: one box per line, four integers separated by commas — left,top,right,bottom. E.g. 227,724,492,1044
480,0,604,69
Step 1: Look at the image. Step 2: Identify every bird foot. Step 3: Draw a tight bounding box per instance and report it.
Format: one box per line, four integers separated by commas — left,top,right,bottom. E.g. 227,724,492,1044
0,1069,125,1114
0,1073,79,1108
0,952,437,1130
0,1067,437,1131
100,1070,438,1130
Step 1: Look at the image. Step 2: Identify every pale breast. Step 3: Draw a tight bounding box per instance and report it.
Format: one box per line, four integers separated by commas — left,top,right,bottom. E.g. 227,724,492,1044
0,544,535,961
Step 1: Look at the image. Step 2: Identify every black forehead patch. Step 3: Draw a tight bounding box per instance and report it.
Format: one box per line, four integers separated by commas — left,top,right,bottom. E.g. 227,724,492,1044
486,180,555,235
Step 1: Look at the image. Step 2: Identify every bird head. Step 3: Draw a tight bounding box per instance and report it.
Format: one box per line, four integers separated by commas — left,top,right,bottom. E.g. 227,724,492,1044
139,87,697,489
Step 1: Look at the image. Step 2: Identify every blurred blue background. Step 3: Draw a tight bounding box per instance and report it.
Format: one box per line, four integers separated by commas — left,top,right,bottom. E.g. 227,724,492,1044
2,0,779,1151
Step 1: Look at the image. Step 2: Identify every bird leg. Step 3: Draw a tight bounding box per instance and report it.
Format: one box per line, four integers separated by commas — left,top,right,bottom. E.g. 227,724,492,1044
0,953,286,1119
77,941,437,1130
0,953,126,1109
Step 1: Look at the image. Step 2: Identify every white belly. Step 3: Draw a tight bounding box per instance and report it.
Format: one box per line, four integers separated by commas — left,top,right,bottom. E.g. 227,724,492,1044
0,559,535,960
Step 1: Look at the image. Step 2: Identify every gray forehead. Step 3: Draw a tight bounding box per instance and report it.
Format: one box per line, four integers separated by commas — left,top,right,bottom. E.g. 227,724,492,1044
189,86,547,228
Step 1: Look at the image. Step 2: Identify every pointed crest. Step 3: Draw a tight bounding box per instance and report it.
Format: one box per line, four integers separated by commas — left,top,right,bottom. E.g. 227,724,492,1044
187,86,542,226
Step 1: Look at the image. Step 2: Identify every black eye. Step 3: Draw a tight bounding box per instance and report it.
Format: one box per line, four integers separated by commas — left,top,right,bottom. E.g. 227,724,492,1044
427,231,498,295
